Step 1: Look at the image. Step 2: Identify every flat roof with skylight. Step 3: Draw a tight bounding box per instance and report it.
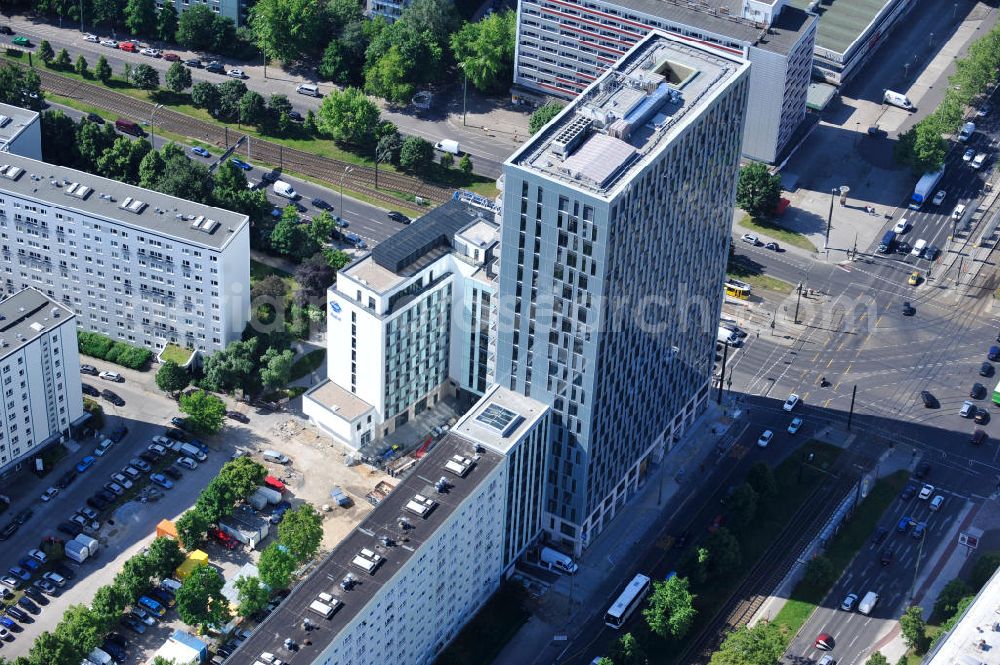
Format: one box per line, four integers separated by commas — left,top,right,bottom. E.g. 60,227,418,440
787,0,888,56
0,153,247,250
0,103,37,150
452,385,550,455
0,288,75,362
510,31,748,199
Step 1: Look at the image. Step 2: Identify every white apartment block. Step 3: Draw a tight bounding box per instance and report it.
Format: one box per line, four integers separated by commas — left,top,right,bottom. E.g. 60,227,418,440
0,153,251,356
304,195,500,451
497,32,750,553
0,104,41,162
157,0,248,26
513,0,816,163
233,386,550,665
0,288,85,478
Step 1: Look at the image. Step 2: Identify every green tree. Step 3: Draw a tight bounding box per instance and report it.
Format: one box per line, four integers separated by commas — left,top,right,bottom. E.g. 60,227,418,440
166,61,192,93
191,81,220,112
131,63,159,90
249,0,324,63
152,145,213,203
90,584,130,630
377,125,402,165
934,578,972,619
866,652,889,665
75,54,89,77
803,555,835,591
705,527,741,576
746,462,777,500
216,79,249,121
319,19,368,86
259,347,294,390
900,605,929,653
271,207,319,260
710,623,785,665
937,596,975,638
156,2,179,41
323,248,352,272
259,541,298,590
450,11,516,94
252,275,288,301
295,250,336,301
364,45,415,105
0,65,42,111
239,90,267,127
138,149,166,189
970,552,1000,589
317,87,380,146
41,109,80,167
95,55,112,84
459,153,473,175
736,161,781,219
175,509,210,550
176,4,217,51
277,504,323,562
235,575,270,618
726,483,758,527
201,337,259,392
529,101,562,134
440,152,454,169
176,565,231,631
124,0,157,36
218,457,267,498
54,48,72,70
38,39,55,65
196,479,236,523
30,630,83,665
75,120,118,171
56,604,104,654
179,390,226,435
401,0,459,44
612,632,646,665
114,554,154,599
96,136,152,184
146,537,186,580
643,574,696,640
400,135,434,173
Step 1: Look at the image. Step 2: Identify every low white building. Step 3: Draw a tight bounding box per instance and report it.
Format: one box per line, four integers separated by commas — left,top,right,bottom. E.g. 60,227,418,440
304,196,500,451
0,103,41,162
232,385,550,665
0,151,251,356
923,563,1000,665
0,288,85,478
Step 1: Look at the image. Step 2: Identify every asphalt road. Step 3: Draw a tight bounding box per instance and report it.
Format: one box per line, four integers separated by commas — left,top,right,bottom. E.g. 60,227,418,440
0,14,516,177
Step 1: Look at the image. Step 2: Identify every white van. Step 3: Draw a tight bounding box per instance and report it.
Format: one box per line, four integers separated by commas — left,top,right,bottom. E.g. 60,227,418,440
160,578,183,593
884,90,914,110
959,121,976,142
434,139,461,155
296,83,319,97
910,238,927,257
717,326,741,347
273,180,299,200
972,153,987,170
858,591,879,615
539,547,578,574
88,648,113,665
262,449,290,465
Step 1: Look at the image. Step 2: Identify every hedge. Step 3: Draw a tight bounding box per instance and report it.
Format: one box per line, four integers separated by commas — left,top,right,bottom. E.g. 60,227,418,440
77,331,152,370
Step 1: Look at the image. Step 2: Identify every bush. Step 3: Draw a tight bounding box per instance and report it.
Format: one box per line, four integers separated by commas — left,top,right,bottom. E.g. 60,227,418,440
77,331,152,369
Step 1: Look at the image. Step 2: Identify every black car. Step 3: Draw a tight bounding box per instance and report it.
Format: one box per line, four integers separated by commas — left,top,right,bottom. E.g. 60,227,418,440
288,110,304,122
205,62,224,74
261,170,280,184
120,616,146,634
85,112,105,124
96,489,117,503
164,427,188,442
102,640,128,662
880,549,894,566
6,606,30,622
311,198,330,210
387,211,411,224
82,383,100,397
0,521,17,541
971,382,986,399
872,526,889,545
902,301,915,316
185,59,203,68
80,364,98,375
14,508,32,525
110,425,128,442
102,389,125,406
900,483,917,500
170,416,187,429
226,410,250,423
0,26,14,35
919,390,936,408
980,362,994,377
58,521,84,537
975,408,990,425
105,632,129,649
139,451,158,465
87,495,110,510
149,587,175,607
163,466,183,481
925,245,939,261
17,596,40,613
23,587,48,605
895,241,912,255
56,468,78,489
915,462,931,479
53,564,76,581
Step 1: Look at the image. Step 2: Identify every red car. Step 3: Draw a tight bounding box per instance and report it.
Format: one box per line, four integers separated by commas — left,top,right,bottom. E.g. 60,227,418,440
263,475,286,493
163,53,180,62
815,633,835,651
209,528,238,550
118,41,136,52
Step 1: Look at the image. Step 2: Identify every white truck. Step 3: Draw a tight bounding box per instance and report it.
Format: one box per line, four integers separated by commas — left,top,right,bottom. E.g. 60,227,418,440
170,441,207,462
273,180,299,199
858,591,879,615
64,539,88,563
910,168,944,210
717,326,741,347
539,547,578,574
884,90,914,110
434,139,461,155
255,485,283,505
75,533,99,557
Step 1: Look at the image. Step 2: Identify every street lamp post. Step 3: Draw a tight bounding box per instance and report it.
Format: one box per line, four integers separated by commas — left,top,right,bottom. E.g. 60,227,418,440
79,0,84,32
794,282,803,324
462,66,468,127
149,103,163,147
339,166,354,220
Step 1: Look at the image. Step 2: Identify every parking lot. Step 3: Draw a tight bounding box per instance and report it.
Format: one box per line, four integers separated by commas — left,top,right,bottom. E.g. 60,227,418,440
0,359,393,659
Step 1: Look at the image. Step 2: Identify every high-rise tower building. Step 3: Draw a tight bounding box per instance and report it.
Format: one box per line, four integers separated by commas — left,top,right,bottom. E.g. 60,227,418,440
496,31,749,552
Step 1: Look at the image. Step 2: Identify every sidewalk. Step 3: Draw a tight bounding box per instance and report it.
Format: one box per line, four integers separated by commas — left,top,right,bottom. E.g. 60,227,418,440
491,401,742,665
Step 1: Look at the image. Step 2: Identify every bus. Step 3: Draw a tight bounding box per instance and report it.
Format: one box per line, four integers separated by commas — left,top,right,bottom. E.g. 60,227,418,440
604,574,651,629
725,280,751,300
992,380,1000,407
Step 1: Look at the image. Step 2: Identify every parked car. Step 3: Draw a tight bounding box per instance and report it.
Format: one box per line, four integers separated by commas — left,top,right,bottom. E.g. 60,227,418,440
99,370,123,382
104,482,125,496
230,158,252,170
148,443,167,457
32,578,55,594
57,521,83,537
164,427,187,442
971,382,986,399
163,466,183,481
86,495,109,510
191,146,210,158
149,473,174,489
42,571,66,588
122,466,141,480
227,69,247,79
226,410,250,423
24,586,48,604
185,58,203,68
163,52,180,61
177,456,198,470
26,549,47,564
80,364,98,375
121,616,147,634
6,605,30,622
7,567,30,582
40,487,59,502
209,528,238,549
111,472,133,489
130,457,152,473
82,383,100,396
102,389,125,406
139,451,158,465
76,456,96,473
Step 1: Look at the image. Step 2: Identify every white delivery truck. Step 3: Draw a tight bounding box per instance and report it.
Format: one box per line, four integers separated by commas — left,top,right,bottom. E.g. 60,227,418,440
273,180,299,199
910,168,944,210
717,326,741,347
75,534,99,557
858,591,879,615
540,547,578,574
884,90,914,110
434,139,461,155
179,442,207,462
64,539,88,563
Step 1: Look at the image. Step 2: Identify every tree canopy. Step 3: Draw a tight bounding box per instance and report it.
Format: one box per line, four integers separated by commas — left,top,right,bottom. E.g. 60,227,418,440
736,162,781,219
176,565,231,630
179,390,227,435
450,11,516,94
643,574,696,640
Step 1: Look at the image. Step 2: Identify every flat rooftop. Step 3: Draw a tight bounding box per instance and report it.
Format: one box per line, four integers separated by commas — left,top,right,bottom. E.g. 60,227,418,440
0,153,248,250
229,433,503,665
511,32,748,198
456,218,499,250
600,0,815,56
0,102,37,148
925,565,1000,665
452,385,549,455
788,0,885,55
0,288,74,362
304,379,374,422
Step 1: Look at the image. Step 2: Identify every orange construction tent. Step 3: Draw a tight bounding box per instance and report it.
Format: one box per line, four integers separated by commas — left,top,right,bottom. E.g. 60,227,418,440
156,519,178,540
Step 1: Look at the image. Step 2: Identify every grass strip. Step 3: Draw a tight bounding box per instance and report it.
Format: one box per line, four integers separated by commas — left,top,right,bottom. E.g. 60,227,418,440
739,214,818,252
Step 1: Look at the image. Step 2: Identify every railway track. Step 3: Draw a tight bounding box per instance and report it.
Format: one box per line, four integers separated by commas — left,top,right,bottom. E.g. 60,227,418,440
675,451,861,665
28,65,455,208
